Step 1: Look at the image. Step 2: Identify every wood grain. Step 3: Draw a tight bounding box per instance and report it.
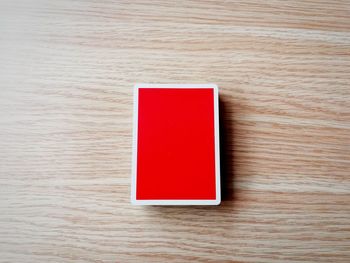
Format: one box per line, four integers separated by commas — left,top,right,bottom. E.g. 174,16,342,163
1,0,350,262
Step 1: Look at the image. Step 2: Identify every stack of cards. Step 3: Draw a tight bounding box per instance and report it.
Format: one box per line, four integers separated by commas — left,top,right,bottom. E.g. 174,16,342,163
131,84,220,205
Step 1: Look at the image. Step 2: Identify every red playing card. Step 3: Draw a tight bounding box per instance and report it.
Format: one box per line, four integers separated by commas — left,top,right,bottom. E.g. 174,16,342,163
131,84,220,205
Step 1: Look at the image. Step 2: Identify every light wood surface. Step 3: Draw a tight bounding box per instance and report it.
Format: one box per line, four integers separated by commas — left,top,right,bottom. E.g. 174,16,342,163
1,1,350,262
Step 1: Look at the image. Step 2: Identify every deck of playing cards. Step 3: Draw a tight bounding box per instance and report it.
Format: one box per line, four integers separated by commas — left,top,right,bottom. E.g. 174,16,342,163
131,84,220,205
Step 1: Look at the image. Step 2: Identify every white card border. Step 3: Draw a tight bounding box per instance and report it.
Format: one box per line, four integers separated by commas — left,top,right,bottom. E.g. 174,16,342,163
131,83,221,205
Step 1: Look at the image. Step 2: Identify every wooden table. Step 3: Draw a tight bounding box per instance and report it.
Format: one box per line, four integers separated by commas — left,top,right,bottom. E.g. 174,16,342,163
1,1,350,262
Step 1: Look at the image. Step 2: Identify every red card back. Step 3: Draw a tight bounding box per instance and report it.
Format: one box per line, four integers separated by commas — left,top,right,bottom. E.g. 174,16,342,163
136,87,217,200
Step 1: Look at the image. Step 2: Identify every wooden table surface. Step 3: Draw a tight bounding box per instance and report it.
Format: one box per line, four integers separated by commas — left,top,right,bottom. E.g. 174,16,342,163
1,1,350,262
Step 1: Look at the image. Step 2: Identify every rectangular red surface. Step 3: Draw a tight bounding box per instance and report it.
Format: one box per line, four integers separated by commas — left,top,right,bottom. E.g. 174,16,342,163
136,87,216,200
